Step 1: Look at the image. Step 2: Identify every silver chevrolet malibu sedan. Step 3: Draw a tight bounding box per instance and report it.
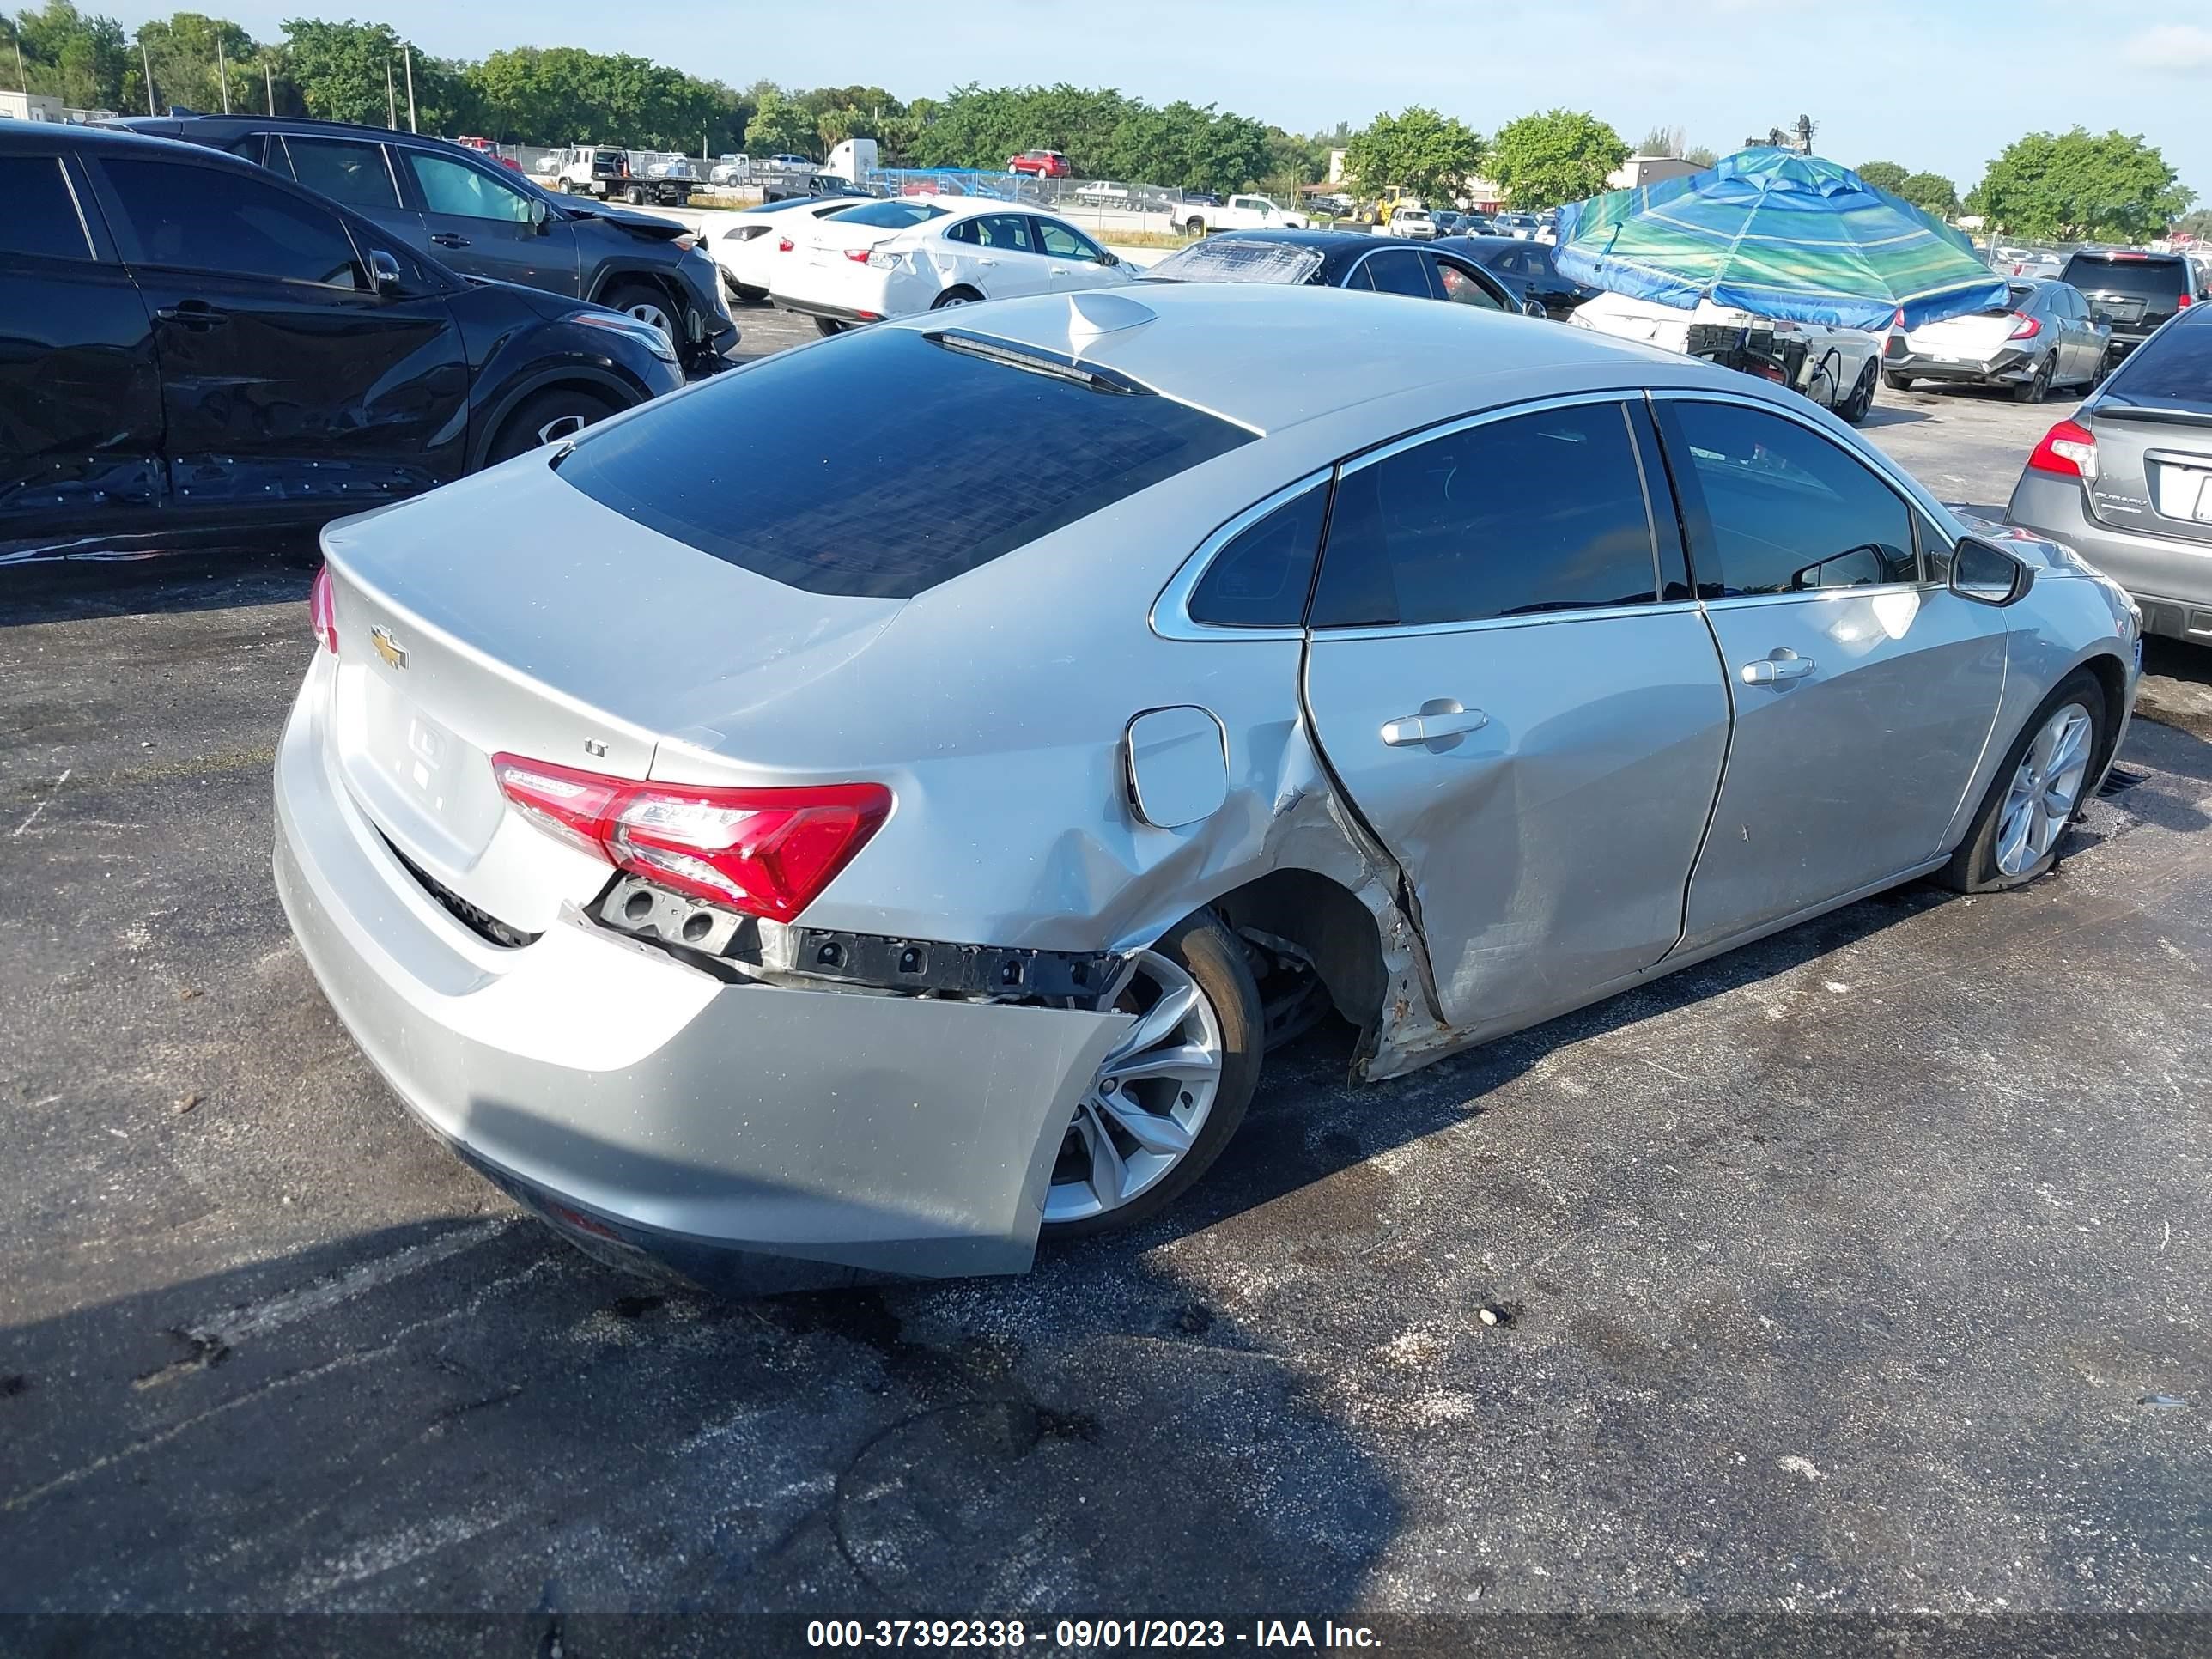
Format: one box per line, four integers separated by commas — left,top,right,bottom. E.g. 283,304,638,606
275,283,2143,1291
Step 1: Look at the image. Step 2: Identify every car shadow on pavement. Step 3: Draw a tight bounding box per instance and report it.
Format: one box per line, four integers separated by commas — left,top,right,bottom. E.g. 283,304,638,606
1,555,310,628
1854,404,1932,429
0,1200,1396,1617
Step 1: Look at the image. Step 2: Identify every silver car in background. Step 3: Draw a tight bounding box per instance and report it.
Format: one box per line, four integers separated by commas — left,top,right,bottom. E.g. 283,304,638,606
275,285,2142,1292
1883,278,2110,402
2008,301,2212,645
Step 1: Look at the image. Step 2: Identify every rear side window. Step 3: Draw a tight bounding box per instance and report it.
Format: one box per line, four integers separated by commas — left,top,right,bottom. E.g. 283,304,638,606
827,200,945,229
2060,255,2189,303
100,158,362,289
0,155,93,261
1189,482,1329,627
1360,248,1432,297
1659,401,1916,596
1434,257,1502,309
281,136,399,210
2103,313,2212,405
556,327,1256,599
1310,401,1660,629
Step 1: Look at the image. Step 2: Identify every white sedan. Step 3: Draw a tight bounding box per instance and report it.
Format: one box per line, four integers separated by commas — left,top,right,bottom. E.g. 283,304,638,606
710,194,868,302
770,198,1138,335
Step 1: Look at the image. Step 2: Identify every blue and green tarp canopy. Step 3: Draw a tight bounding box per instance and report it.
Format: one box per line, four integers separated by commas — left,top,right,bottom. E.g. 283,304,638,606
1554,149,2008,331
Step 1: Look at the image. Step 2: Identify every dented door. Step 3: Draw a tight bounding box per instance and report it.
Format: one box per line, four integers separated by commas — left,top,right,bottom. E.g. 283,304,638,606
1300,396,1732,1032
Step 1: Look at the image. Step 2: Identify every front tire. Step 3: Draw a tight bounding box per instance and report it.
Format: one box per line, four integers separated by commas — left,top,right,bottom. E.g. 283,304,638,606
600,281,678,348
483,386,619,466
1039,911,1262,1241
1937,670,2108,894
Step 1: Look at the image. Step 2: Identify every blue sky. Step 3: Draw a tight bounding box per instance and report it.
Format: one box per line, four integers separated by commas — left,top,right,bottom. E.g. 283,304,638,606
112,0,2212,203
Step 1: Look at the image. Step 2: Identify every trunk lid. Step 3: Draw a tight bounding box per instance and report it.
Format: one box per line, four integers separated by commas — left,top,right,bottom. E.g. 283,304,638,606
2086,398,2212,545
317,450,902,922
1905,307,2020,359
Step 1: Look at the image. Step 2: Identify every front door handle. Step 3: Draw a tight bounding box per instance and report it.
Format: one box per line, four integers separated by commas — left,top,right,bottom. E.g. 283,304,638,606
1741,649,1816,685
1381,700,1488,747
153,302,227,329
429,232,471,248
975,258,998,267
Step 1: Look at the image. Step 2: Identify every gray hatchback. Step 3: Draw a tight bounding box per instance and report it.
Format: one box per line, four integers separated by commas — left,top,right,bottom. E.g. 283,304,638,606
2008,303,2212,645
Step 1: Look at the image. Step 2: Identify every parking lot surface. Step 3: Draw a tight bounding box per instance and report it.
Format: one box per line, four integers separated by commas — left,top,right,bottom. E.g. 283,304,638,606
3,358,2209,1619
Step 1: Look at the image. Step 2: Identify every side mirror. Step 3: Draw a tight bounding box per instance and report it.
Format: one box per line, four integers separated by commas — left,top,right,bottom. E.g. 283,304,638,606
1101,250,1120,267
529,198,550,234
368,249,403,296
1522,297,1547,319
1949,534,2036,606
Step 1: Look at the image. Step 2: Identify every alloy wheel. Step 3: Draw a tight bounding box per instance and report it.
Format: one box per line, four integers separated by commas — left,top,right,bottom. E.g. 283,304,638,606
1995,701,2094,876
535,412,591,446
624,300,675,343
1044,951,1224,1224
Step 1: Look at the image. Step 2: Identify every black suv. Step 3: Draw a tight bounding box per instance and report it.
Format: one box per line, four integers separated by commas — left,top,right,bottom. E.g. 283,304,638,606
2058,249,2203,364
2,123,684,568
113,115,736,375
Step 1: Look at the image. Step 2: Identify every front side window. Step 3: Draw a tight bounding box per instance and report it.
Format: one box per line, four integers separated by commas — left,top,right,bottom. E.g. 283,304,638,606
1188,481,1329,628
1434,257,1502,310
1661,400,1917,597
0,155,93,261
1034,218,1103,262
100,158,361,289
405,151,533,222
282,136,399,210
1310,401,1660,629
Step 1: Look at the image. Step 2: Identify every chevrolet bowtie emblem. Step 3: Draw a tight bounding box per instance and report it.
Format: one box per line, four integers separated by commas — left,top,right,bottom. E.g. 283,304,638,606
369,626,408,671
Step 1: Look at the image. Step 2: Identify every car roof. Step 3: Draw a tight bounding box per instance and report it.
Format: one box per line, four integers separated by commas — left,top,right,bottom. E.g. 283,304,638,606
1442,234,1546,255
879,281,1744,441
1,118,261,169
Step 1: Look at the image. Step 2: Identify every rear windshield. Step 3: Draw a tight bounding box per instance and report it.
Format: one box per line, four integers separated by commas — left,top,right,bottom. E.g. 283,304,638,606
556,326,1255,599
2060,254,2189,301
1146,240,1326,285
825,200,944,228
2101,313,2212,407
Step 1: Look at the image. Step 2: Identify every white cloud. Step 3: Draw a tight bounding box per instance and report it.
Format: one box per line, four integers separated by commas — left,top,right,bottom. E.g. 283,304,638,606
2121,23,2212,72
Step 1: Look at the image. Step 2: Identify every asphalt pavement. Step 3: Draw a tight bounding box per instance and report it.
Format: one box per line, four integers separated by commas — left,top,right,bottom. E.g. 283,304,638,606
2,346,2208,1628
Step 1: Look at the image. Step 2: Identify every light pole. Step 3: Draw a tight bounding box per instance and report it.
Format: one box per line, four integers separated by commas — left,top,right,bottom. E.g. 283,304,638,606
394,44,416,134
264,57,273,114
140,36,155,114
386,56,395,128
216,33,228,112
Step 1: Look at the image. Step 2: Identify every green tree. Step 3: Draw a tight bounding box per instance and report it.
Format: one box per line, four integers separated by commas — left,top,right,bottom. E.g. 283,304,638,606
1683,144,1717,168
131,12,258,113
7,0,131,110
744,90,817,157
1341,106,1483,208
1486,108,1630,209
2175,207,2212,239
278,18,465,128
1854,160,1909,193
1896,170,1959,217
1966,127,2193,241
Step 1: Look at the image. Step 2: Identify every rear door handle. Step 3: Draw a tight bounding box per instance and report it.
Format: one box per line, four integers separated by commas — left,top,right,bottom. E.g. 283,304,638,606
153,302,226,329
1740,649,1816,685
429,233,471,248
1381,701,1488,747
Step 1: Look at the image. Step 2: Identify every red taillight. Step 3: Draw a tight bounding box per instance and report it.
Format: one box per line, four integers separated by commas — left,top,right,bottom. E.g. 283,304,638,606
776,236,794,252
843,246,873,263
490,754,891,923
2179,292,2193,308
2008,313,2041,340
309,564,337,654
2026,417,2097,480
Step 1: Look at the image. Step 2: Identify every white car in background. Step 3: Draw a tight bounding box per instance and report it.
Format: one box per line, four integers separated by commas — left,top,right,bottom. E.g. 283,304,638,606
1377,206,1436,240
771,198,1138,335
711,194,868,302
1571,289,1887,423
